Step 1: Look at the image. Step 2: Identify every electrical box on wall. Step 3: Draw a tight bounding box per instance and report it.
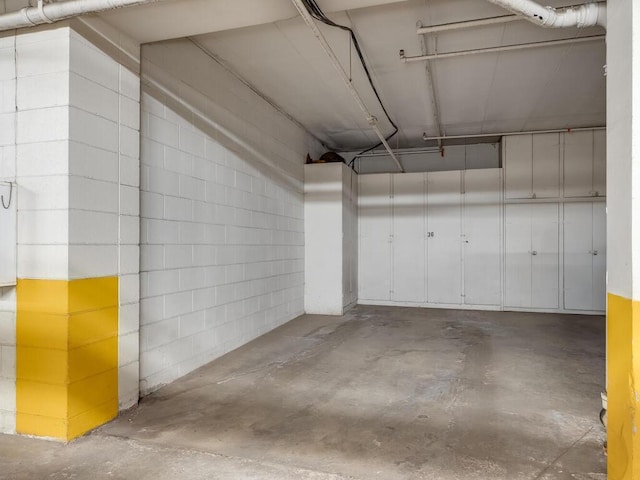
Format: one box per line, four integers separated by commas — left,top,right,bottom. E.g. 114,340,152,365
0,182,16,287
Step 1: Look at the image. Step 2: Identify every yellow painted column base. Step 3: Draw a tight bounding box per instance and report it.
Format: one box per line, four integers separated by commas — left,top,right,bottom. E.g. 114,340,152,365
607,293,640,480
16,277,119,441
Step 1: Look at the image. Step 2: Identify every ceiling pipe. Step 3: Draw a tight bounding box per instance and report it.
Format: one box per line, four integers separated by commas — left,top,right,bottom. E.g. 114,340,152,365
401,34,604,62
485,0,606,29
421,125,605,141
0,0,161,32
417,14,521,35
290,0,404,173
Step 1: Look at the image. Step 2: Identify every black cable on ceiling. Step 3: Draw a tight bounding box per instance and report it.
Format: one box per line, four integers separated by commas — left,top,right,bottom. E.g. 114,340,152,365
299,0,398,161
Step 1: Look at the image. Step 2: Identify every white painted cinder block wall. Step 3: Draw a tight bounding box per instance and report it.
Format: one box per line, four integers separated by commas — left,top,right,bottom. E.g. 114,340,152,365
0,0,24,435
0,18,141,433
66,19,142,411
139,39,323,394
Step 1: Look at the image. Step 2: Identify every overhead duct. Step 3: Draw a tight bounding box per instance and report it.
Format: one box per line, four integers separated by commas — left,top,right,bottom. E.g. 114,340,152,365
0,0,161,32
486,0,606,29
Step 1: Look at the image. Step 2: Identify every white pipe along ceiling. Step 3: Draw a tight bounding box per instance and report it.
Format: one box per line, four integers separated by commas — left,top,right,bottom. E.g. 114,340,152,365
401,34,605,62
486,0,607,29
416,14,522,35
0,0,161,32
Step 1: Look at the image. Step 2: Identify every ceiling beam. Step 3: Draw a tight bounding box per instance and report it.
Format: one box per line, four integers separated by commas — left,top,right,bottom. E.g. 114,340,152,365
98,0,407,44
417,25,444,151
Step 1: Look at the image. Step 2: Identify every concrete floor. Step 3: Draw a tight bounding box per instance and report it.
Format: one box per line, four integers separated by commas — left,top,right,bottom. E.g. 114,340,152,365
1,305,606,479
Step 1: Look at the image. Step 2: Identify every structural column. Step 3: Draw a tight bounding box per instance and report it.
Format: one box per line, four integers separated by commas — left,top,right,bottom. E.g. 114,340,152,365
304,162,357,315
5,21,140,441
606,1,640,478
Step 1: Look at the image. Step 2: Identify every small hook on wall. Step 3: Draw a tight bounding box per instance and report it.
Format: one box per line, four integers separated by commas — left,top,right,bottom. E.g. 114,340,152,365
1,183,13,209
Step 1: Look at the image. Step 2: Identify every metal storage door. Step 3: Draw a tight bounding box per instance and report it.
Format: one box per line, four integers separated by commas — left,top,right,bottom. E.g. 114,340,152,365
593,130,607,197
392,174,425,302
592,203,606,311
426,171,462,304
463,169,501,305
530,203,559,308
532,133,560,198
505,204,532,307
564,131,593,198
504,135,532,199
359,174,392,301
563,202,593,310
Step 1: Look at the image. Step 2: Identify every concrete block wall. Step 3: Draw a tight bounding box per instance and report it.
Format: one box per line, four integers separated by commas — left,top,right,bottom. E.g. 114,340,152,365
139,39,323,394
0,5,16,432
0,24,72,435
0,286,15,433
67,22,141,411
0,19,141,436
0,4,22,434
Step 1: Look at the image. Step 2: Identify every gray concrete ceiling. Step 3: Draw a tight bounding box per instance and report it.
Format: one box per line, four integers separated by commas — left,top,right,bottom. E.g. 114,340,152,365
101,0,607,150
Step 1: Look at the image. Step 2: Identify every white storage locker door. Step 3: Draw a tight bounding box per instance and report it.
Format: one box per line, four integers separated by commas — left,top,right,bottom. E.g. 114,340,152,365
532,133,560,198
505,204,532,308
530,203,559,308
592,203,606,311
426,171,462,304
504,135,532,199
563,202,594,310
593,130,606,197
564,131,594,198
463,169,501,306
392,173,425,302
359,174,392,301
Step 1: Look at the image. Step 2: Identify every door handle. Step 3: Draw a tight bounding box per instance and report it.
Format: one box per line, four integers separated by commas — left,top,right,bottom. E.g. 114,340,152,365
591,250,598,256
531,251,538,256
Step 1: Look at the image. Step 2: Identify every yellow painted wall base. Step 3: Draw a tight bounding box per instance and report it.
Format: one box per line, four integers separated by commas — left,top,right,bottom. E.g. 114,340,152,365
16,277,119,441
607,293,640,480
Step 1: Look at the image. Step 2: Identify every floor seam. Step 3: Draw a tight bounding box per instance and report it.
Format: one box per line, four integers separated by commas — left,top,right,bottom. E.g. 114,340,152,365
531,426,594,480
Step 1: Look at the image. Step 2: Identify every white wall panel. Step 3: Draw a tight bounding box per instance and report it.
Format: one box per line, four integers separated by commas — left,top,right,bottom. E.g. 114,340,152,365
359,174,391,301
463,169,501,306
391,174,425,302
426,171,462,304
